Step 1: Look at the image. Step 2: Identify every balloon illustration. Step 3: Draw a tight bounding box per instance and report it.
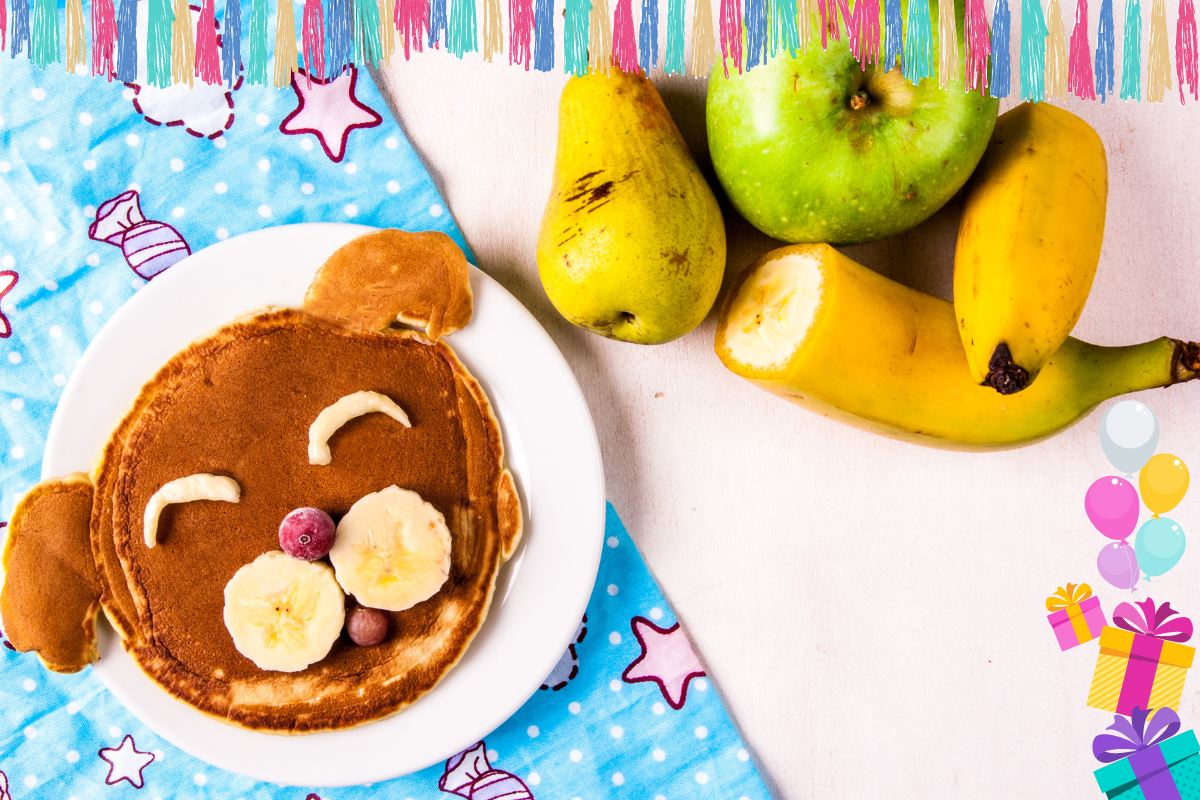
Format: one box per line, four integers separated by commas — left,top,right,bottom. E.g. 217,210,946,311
1085,476,1141,541
1099,401,1160,476
1097,541,1140,590
1135,517,1187,579
1139,454,1190,518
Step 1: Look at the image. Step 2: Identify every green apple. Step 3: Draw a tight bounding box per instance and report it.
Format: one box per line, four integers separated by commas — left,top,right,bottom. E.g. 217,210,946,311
706,10,999,245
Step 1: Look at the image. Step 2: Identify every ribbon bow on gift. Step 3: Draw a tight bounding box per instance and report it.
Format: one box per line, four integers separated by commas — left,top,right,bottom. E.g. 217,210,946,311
1113,598,1194,642
1093,707,1182,763
1046,582,1092,611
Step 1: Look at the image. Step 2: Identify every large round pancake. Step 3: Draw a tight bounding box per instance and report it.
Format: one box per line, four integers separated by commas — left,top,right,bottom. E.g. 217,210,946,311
100,307,521,733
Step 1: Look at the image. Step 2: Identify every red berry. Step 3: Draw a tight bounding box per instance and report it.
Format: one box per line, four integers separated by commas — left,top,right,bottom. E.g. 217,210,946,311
347,607,389,646
278,507,336,561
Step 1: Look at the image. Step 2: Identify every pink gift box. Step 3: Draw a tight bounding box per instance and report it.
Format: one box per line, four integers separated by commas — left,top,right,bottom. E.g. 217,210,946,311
1048,595,1107,651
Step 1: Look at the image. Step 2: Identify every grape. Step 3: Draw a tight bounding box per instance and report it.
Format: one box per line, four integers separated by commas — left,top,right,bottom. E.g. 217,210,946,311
347,606,389,646
278,507,336,561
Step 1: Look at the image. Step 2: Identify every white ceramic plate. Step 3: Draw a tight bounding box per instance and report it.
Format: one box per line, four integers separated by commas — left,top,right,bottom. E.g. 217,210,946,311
41,223,606,787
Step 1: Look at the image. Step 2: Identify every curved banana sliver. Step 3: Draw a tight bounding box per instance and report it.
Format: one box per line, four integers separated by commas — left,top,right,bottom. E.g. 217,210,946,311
308,391,411,465
143,474,241,548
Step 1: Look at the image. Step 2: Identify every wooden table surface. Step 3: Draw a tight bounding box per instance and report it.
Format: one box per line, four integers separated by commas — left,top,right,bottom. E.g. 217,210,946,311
376,55,1200,799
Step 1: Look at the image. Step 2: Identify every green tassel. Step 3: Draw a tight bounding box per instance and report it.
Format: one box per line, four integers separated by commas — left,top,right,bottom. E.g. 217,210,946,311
448,0,477,56
1020,0,1048,101
30,0,59,68
248,0,270,84
563,0,590,75
147,0,174,86
903,0,933,84
355,0,383,68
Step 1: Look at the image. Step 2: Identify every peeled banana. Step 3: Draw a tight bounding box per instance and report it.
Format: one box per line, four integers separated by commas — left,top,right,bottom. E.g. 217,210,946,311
715,244,1198,450
955,103,1108,393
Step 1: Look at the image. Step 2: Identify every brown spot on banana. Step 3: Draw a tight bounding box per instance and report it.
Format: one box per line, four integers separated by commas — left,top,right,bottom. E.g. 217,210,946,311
984,343,1031,395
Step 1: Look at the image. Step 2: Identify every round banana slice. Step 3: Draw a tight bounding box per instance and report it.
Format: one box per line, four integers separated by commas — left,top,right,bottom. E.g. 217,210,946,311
223,551,346,673
328,485,452,612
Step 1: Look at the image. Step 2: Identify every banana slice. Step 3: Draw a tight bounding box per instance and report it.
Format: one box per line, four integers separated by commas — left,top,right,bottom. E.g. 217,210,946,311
223,551,346,672
328,486,452,612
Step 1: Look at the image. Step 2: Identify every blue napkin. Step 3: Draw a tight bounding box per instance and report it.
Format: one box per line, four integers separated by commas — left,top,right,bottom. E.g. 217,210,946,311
0,42,773,800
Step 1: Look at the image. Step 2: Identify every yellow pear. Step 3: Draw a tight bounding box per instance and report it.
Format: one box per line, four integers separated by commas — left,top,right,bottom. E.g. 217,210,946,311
537,67,726,345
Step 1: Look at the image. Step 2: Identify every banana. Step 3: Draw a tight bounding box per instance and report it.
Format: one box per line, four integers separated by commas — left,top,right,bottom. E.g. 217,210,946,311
715,244,1199,450
328,485,452,612
222,551,345,672
955,103,1108,393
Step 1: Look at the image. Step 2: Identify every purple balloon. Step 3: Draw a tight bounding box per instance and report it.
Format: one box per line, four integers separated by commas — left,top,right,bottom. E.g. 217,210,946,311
1085,476,1141,541
1097,541,1140,590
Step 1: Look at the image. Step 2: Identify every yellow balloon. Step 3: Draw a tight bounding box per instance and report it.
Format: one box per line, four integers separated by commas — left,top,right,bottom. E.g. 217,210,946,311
1140,453,1190,517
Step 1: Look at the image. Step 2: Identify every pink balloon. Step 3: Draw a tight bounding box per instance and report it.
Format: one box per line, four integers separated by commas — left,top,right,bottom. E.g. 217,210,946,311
1097,541,1140,590
1085,476,1140,541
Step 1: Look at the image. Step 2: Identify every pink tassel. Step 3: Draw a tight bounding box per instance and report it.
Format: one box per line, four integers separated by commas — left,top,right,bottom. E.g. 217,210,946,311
303,0,326,75
846,0,881,66
612,0,639,72
195,0,222,84
91,0,117,75
818,0,842,47
395,0,429,58
1068,0,1098,98
965,0,991,92
1178,0,1199,101
509,0,534,67
719,0,743,73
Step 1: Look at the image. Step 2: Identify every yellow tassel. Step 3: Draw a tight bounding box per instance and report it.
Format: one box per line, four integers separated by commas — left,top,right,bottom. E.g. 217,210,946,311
1147,0,1172,101
938,0,959,87
172,0,195,86
1044,0,1068,98
273,0,298,88
689,0,716,75
797,0,814,49
64,0,86,72
380,0,396,65
589,0,613,73
482,0,503,61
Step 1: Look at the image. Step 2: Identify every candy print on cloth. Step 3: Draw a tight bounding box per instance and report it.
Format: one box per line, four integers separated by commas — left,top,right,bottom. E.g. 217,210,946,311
622,616,707,709
438,742,535,799
279,68,384,162
98,735,155,788
541,614,587,691
88,190,192,280
0,770,9,800
0,271,15,338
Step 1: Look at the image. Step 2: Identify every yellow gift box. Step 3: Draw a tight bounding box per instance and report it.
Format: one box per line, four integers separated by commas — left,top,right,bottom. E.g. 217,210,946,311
1087,626,1195,715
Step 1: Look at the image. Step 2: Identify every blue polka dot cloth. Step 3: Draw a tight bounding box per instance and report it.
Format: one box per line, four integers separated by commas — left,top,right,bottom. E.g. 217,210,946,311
0,41,773,800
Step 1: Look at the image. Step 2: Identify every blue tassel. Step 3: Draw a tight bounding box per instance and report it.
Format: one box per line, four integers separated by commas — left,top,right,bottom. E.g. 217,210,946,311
1120,0,1140,98
11,0,30,57
745,0,766,68
1020,0,1047,101
222,0,243,86
327,0,354,72
563,0,588,74
991,0,1011,95
638,0,659,72
429,0,447,47
772,0,799,57
115,0,137,77
884,0,902,69
903,0,932,84
1095,0,1114,99
665,0,685,69
533,0,554,69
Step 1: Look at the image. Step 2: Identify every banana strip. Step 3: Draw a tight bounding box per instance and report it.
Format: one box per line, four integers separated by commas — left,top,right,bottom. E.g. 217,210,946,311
308,391,411,466
144,474,241,548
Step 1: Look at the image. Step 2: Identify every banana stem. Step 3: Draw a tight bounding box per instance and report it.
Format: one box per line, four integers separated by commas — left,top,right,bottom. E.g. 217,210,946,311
1170,339,1200,383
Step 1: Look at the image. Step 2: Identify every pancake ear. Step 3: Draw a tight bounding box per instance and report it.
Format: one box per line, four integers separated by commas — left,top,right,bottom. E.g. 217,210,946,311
1,474,101,673
304,229,474,340
496,471,523,562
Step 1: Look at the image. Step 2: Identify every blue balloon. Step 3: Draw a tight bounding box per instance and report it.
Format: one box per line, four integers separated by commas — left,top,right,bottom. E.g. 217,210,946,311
1099,401,1160,476
1135,517,1186,579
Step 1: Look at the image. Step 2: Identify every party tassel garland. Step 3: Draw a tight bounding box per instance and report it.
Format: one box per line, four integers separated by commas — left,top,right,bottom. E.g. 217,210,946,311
115,0,136,78
1147,0,1170,101
481,0,502,61
1178,0,1198,101
147,0,174,86
665,0,686,71
172,0,196,86
195,0,222,84
1,0,6,52
1121,0,1141,98
222,0,242,86
355,0,384,67
303,0,326,77
1095,0,1113,99
938,0,959,87
64,0,86,72
1067,0,1096,98
533,0,553,69
719,0,743,74
689,0,716,74
328,0,355,71
588,0,612,74
798,0,814,49
31,0,59,68
965,0,990,92
818,0,840,47
991,0,1011,95
885,0,902,67
247,0,270,84
773,0,801,56
380,0,396,64
11,0,29,58
1020,0,1047,99
1044,0,1067,99
844,0,881,66
745,0,767,67
903,0,932,84
563,0,589,75
448,0,477,57
395,0,427,58
91,0,117,76
639,0,659,71
510,0,534,67
273,0,298,86
612,0,639,72
429,0,446,47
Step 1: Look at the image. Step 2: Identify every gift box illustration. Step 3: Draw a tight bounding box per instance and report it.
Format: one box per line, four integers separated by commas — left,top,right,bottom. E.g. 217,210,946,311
88,190,192,280
1047,582,1107,651
1093,707,1200,800
1087,599,1195,715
